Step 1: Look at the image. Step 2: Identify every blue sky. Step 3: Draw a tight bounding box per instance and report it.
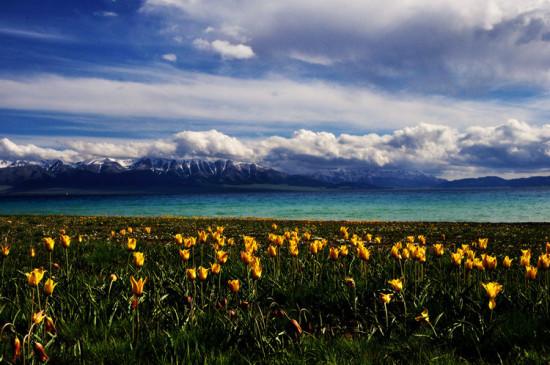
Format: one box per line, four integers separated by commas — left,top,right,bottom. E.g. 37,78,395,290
2,0,550,179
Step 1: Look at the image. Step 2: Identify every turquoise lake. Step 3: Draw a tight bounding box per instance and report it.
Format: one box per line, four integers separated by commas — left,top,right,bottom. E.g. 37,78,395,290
0,188,549,222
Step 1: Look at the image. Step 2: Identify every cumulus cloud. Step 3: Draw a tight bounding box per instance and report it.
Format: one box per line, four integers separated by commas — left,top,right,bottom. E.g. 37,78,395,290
162,53,177,62
193,38,255,59
3,120,550,178
143,0,550,96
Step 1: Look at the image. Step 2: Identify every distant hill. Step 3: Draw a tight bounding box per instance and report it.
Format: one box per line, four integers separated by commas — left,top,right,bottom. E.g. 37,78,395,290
1,157,549,196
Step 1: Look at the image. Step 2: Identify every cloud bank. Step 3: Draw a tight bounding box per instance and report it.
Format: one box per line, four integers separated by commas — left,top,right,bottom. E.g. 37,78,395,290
2,120,550,179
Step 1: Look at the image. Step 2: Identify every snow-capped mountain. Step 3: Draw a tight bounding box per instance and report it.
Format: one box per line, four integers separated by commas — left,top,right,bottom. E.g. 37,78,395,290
0,157,330,194
312,168,445,188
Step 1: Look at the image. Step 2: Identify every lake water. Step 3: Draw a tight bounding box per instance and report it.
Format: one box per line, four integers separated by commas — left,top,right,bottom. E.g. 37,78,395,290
1,188,549,222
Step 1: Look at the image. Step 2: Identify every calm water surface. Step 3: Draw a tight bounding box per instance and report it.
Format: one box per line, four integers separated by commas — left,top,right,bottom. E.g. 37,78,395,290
0,188,549,222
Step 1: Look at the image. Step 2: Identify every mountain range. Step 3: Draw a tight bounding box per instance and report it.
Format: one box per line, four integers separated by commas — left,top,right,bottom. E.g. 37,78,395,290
0,157,549,196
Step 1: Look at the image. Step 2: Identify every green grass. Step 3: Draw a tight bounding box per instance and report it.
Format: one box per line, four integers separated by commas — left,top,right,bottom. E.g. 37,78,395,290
0,215,549,364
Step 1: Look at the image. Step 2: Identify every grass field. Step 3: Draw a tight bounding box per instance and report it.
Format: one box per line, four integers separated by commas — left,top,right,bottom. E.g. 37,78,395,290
0,215,549,364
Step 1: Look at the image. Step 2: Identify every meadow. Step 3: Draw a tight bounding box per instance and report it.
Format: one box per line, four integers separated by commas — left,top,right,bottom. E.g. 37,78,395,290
0,214,549,364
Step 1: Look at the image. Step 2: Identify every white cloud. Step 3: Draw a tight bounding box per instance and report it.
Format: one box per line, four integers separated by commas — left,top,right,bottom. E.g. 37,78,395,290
162,53,177,62
4,120,550,178
193,38,255,59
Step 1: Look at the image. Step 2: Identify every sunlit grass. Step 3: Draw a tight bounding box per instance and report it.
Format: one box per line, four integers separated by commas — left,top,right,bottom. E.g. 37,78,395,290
0,215,549,363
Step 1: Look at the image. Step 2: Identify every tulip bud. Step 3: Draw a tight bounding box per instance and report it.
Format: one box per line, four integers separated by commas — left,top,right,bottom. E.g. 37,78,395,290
13,336,20,362
109,274,117,282
45,317,58,335
33,342,49,362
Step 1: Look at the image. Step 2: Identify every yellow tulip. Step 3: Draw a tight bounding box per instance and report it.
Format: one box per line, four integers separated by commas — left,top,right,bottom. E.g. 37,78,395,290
401,248,410,260
340,226,348,238
329,247,339,261
133,252,145,267
272,223,277,231
241,251,253,265
184,237,196,248
179,249,190,261
145,227,151,234
503,256,513,269
309,242,319,255
482,282,502,310
216,250,229,264
465,259,474,270
451,252,463,266
211,263,221,275
268,245,277,258
60,235,70,248
111,231,116,237
78,235,83,243
45,316,58,335
406,236,415,244
186,268,197,280
537,254,549,270
415,309,429,323
120,229,126,236
474,258,485,271
526,266,538,280
1,244,9,257
433,244,444,257
484,255,498,270
303,232,311,241
43,278,58,296
43,237,55,252
418,235,426,245
32,310,46,324
379,293,393,304
251,264,262,279
357,246,371,261
173,234,184,245
110,274,117,282
216,226,225,235
546,242,550,255
374,237,382,245
366,233,373,242
290,246,299,257
127,238,137,251
390,245,401,260
228,279,240,293
26,267,44,287
198,230,209,243
130,276,147,296
227,238,235,246
388,278,403,292
345,278,355,288
339,245,349,256
128,227,133,234
198,266,209,281
30,248,36,258
478,238,488,250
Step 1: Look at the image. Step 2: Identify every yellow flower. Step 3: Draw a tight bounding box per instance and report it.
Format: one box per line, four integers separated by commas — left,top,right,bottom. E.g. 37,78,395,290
1,244,9,257
537,254,549,270
111,231,116,237
340,226,349,239
60,234,71,248
526,266,538,280
290,246,299,257
401,248,410,260
415,309,429,323
388,278,403,292
187,268,197,280
484,255,498,270
451,252,463,266
309,241,319,255
43,237,55,252
179,249,190,261
241,251,253,265
127,238,137,251
303,232,311,241
128,227,133,234
211,262,221,275
546,242,550,255
45,316,58,335
228,279,240,293
345,278,355,288
26,267,44,287
340,245,349,256
109,274,117,282
418,235,426,245
198,266,209,281
174,234,183,245
357,246,371,261
366,233,373,242
478,238,488,249
216,226,225,235
503,256,513,269
465,259,474,270
130,276,147,296
267,245,277,257
374,237,382,245
329,247,339,261
433,244,444,257
272,223,277,231
227,238,235,246
390,245,401,260
198,230,209,243
251,264,262,279
482,282,502,310
43,278,58,296
133,252,145,267
379,293,393,304
32,310,46,324
184,237,196,248
145,227,151,234
120,229,126,236
30,248,36,258
406,236,415,244
78,235,83,243
216,250,229,264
